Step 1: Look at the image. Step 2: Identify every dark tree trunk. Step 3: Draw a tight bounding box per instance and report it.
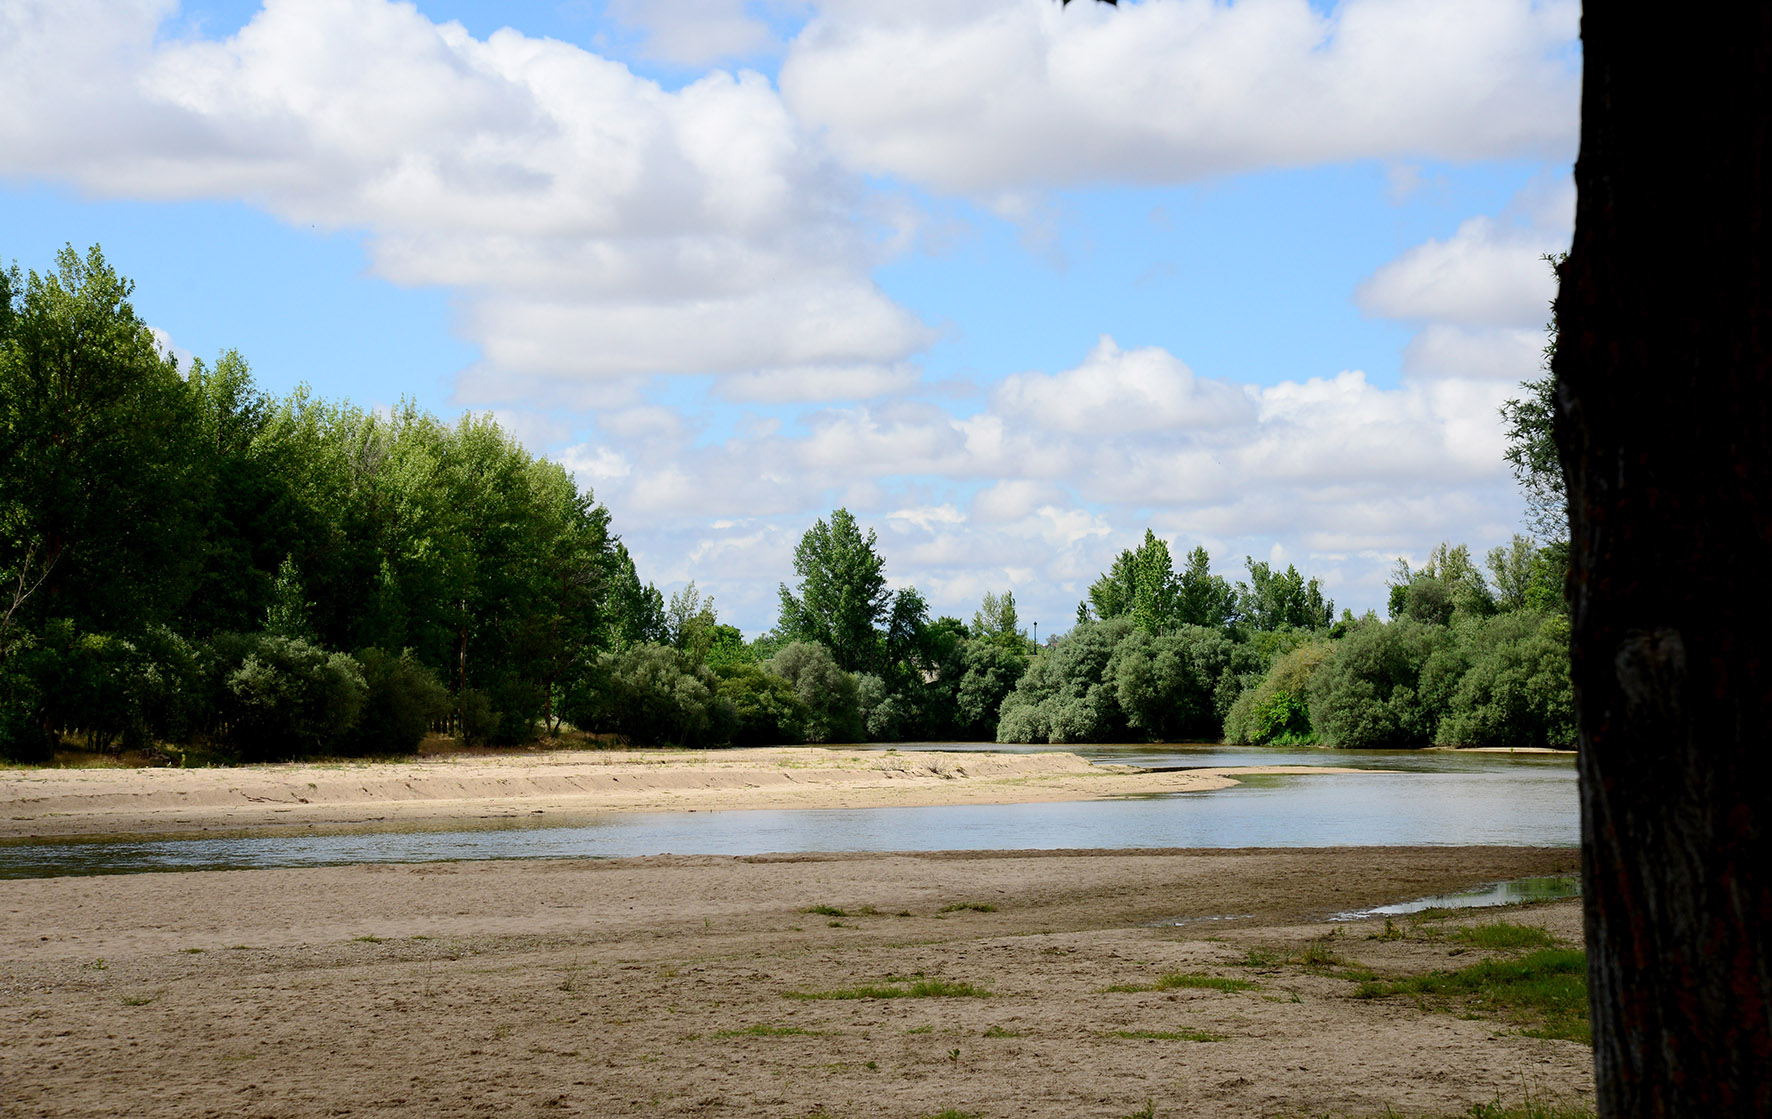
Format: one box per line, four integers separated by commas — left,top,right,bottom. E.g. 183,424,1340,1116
1552,9,1772,1116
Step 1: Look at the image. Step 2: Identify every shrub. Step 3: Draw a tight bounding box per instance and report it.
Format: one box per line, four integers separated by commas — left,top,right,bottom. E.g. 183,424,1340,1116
342,647,448,755
766,641,862,743
210,632,367,760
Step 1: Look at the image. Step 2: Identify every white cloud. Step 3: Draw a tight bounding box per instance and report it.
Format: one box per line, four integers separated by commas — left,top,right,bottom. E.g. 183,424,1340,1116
0,0,927,394
604,0,783,65
781,0,1579,196
993,335,1255,434
1355,215,1561,327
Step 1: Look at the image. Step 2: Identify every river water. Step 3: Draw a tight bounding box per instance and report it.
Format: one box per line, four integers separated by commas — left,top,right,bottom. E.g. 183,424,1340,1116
0,745,1577,879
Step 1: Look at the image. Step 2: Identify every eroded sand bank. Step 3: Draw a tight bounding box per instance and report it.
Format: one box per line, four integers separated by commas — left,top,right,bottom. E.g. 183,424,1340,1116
0,747,1367,839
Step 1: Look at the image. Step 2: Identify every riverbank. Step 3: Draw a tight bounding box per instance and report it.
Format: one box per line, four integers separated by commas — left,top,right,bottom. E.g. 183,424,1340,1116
0,747,1374,840
0,845,1589,1118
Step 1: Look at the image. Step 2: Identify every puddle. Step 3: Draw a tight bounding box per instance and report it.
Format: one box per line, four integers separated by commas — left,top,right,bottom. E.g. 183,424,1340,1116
1146,913,1254,927
1332,875,1581,921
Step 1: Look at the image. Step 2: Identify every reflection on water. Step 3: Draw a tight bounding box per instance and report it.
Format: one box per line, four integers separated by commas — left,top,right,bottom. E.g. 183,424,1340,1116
1333,874,1582,920
0,746,1577,879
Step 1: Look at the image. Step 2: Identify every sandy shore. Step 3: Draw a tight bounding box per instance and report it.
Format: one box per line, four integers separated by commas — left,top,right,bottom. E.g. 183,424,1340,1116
0,747,1370,840
0,846,1589,1118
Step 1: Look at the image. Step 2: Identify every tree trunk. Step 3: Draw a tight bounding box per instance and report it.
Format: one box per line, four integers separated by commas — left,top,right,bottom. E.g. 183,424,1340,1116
1552,9,1772,1115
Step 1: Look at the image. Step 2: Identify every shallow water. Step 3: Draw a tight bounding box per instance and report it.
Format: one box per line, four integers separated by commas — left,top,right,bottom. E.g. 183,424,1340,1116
0,746,1577,878
1332,874,1583,920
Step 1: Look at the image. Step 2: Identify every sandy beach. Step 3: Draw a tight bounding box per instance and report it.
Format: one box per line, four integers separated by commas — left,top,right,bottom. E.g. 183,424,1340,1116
0,749,1591,1117
0,747,1369,840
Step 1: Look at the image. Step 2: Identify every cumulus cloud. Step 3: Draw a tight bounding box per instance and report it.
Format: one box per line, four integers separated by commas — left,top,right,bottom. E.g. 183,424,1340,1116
780,0,1579,196
0,0,927,392
1356,215,1561,327
994,335,1254,434
561,330,1528,633
604,0,784,66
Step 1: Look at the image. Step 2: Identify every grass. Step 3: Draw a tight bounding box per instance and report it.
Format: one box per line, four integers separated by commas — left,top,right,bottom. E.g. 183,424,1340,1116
938,902,997,913
1102,970,1257,994
1355,948,1589,1043
801,904,847,917
918,1111,981,1119
713,1024,830,1038
981,1024,1022,1037
1109,1027,1225,1042
1451,923,1558,951
787,978,991,1001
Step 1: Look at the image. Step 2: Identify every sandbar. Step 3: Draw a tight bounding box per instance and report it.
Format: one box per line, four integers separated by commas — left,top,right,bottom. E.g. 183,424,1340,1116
0,747,1371,840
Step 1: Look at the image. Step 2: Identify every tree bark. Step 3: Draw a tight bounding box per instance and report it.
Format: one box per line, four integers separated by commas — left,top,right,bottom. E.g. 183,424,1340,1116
1552,9,1772,1115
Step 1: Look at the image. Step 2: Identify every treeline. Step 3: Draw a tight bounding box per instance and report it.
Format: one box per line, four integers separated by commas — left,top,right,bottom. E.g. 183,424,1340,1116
0,247,663,761
1005,538,1573,749
0,246,1572,761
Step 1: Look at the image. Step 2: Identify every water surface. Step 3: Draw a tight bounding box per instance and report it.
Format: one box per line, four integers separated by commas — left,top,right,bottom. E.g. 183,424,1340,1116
0,746,1577,878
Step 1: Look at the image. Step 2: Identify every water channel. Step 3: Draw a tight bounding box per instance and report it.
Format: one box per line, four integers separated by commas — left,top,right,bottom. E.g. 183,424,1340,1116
0,745,1577,879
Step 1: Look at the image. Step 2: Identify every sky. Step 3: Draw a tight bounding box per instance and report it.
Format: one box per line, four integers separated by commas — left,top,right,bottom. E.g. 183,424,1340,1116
0,0,1580,637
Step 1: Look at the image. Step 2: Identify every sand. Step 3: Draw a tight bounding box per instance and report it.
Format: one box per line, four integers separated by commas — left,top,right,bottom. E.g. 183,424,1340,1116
1,847,1590,1119
0,747,1370,840
0,750,1593,1118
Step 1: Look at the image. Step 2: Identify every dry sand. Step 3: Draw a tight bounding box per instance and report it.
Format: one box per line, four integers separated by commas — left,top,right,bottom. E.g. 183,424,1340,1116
0,747,1368,840
0,750,1592,1117
1,847,1589,1119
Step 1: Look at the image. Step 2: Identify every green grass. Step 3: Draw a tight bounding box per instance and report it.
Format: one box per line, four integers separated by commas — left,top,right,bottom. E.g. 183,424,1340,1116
981,1024,1022,1037
1451,923,1558,951
1109,1027,1225,1042
1355,948,1589,1043
918,1111,982,1119
712,1024,830,1038
1101,970,1257,994
801,904,846,917
786,978,991,1001
938,902,997,913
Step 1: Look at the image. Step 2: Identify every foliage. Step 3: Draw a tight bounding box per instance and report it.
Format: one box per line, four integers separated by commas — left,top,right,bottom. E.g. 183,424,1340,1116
1237,558,1335,631
209,632,368,761
1307,618,1451,748
342,647,448,755
766,640,863,744
1223,640,1332,744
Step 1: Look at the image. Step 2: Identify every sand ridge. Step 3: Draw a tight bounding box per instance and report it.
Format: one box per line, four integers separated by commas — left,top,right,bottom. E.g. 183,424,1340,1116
0,747,1368,839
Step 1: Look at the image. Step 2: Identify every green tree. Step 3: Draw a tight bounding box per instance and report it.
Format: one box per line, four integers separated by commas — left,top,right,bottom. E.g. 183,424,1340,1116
0,245,201,649
778,509,924,675
1237,558,1333,631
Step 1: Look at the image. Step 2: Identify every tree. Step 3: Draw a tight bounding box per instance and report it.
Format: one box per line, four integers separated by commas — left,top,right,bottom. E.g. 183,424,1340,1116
777,508,911,674
1551,8,1772,1114
1237,558,1333,631
0,245,201,649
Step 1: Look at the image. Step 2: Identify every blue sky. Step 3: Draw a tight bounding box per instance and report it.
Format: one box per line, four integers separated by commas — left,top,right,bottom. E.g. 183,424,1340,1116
0,0,1579,635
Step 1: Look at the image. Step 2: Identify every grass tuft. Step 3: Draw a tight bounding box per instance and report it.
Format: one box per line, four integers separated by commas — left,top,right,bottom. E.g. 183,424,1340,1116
1451,923,1558,951
938,902,997,913
1356,948,1588,1043
801,904,846,917
1109,1027,1225,1042
787,978,990,1001
713,1024,829,1038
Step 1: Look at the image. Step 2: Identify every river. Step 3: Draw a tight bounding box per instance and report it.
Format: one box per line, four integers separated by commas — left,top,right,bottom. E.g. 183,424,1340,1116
0,745,1576,878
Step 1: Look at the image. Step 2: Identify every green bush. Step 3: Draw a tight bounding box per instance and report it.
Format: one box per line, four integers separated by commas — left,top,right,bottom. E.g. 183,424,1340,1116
766,641,862,743
714,661,807,745
1308,618,1450,748
210,632,367,760
1223,640,1330,744
343,647,448,755
1435,614,1574,748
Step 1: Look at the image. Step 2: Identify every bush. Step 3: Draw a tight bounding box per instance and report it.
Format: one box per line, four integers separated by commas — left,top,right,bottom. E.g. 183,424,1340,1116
766,641,862,743
343,647,448,755
1435,614,1575,748
714,661,807,745
210,632,367,760
1223,640,1331,744
995,617,1131,743
1307,618,1450,748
